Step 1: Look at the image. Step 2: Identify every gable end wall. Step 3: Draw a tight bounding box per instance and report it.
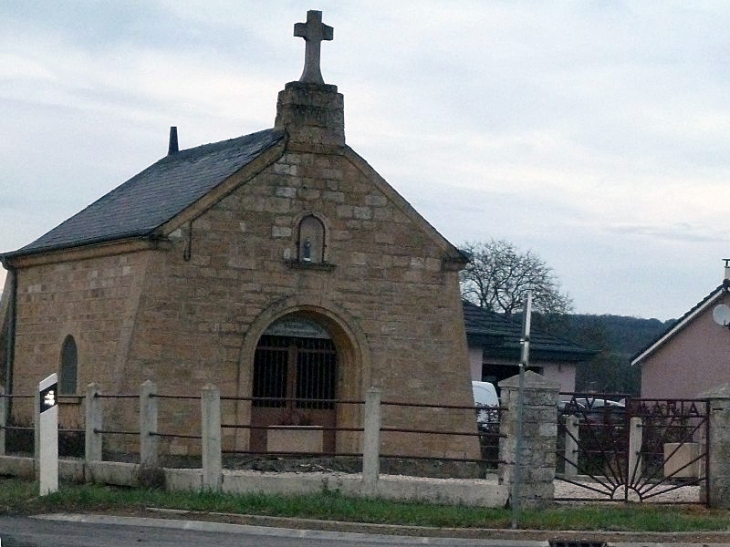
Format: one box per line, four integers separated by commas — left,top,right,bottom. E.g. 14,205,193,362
10,145,476,460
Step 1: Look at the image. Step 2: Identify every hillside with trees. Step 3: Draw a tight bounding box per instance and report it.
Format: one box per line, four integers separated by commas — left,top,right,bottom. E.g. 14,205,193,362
535,313,675,395
458,237,675,396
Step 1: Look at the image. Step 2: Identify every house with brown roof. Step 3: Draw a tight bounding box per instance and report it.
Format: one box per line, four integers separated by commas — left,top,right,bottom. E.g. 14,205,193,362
462,300,596,394
631,264,730,399
0,11,478,460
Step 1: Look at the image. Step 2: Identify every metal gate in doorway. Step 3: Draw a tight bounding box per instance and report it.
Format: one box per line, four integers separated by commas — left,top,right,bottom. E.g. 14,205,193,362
556,394,710,504
250,333,338,453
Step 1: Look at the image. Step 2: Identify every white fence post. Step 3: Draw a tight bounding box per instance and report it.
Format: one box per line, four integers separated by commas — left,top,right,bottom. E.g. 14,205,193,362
140,380,158,468
628,416,644,484
34,388,40,477
202,384,222,492
85,383,103,462
362,387,382,496
564,415,579,478
38,373,59,496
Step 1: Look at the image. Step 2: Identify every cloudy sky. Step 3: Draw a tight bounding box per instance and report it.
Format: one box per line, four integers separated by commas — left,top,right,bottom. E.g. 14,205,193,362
1,1,729,320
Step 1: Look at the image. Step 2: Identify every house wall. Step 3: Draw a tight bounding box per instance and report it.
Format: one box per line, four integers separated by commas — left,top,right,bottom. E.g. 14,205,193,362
540,362,576,395
9,144,476,460
468,346,482,381
467,346,577,395
641,295,730,399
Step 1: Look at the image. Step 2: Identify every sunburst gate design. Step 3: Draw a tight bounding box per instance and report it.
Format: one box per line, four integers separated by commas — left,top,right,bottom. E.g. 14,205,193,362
556,395,709,504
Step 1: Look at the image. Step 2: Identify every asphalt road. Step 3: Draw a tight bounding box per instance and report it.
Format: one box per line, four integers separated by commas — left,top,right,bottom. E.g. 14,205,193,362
0,515,543,547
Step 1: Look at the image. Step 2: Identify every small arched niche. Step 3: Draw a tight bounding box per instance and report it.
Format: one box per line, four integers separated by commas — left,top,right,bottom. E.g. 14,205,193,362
297,214,325,263
59,335,78,395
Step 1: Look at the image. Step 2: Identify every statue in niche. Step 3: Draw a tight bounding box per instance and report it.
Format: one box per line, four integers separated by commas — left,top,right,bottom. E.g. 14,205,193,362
298,215,325,263
302,238,312,262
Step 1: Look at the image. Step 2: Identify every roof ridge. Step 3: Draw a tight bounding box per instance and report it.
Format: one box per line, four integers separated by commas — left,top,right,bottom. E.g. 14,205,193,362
631,282,725,364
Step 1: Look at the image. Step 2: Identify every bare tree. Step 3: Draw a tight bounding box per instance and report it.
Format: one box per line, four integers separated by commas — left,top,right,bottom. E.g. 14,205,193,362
460,239,573,318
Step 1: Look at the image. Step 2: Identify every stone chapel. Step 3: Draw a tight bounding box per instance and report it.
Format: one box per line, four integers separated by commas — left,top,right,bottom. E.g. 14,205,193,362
0,11,477,459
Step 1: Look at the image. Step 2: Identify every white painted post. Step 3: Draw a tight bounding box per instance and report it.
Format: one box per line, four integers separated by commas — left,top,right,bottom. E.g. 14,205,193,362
362,388,382,496
139,380,158,468
34,389,40,471
0,385,6,456
564,415,579,478
85,383,102,462
38,373,59,496
201,384,222,492
628,416,644,484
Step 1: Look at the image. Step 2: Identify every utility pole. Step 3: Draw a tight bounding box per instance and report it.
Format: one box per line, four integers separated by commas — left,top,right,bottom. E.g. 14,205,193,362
511,290,532,528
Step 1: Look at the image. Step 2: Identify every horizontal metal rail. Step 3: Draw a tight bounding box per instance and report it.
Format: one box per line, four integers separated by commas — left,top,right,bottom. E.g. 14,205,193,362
383,399,507,412
149,394,199,400
222,449,364,458
380,453,504,464
150,432,202,440
382,426,500,437
93,429,138,436
223,396,365,405
221,424,365,433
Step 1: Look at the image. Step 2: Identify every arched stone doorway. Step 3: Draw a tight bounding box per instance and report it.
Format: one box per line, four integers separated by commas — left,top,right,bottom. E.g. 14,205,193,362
237,299,370,455
250,315,338,453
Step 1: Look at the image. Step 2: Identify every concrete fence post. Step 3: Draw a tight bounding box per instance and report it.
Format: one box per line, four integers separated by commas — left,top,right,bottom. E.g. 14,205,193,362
34,388,40,477
498,371,560,509
563,414,579,478
139,380,158,468
201,384,222,492
0,385,6,456
628,416,643,484
700,383,730,507
362,387,382,496
85,383,103,462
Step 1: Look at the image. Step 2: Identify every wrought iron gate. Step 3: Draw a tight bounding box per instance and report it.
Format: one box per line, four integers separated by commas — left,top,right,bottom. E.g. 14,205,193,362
250,334,338,453
556,394,709,504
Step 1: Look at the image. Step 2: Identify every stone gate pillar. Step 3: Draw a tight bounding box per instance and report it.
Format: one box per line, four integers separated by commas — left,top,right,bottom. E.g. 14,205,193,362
498,371,560,509
701,383,730,508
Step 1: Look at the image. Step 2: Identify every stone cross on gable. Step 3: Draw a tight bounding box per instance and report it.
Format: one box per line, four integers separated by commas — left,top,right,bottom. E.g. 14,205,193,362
294,10,333,85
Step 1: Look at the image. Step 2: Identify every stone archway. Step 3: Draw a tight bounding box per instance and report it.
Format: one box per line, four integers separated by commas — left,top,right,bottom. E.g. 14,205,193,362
250,315,338,452
235,298,370,454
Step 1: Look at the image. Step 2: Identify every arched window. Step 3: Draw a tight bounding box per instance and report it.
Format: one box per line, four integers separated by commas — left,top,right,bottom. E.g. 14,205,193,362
297,215,325,263
60,335,78,395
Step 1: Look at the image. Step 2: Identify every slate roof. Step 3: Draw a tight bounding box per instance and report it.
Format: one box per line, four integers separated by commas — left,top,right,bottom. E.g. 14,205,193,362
631,281,727,365
462,300,596,362
5,128,286,258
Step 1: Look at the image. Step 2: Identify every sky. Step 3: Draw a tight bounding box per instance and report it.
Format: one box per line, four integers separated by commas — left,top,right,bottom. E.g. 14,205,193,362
1,1,729,321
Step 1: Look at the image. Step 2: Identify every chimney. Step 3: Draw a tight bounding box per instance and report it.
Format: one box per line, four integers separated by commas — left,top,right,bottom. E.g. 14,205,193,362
167,126,179,156
275,11,344,147
724,259,730,281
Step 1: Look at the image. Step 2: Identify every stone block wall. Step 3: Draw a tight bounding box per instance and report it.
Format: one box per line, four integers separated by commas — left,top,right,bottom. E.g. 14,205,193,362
499,370,560,509
10,250,153,428
118,143,476,457
8,141,476,460
701,383,730,507
6,81,477,461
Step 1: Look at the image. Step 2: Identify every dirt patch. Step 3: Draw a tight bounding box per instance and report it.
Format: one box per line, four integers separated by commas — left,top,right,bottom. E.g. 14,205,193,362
102,453,493,479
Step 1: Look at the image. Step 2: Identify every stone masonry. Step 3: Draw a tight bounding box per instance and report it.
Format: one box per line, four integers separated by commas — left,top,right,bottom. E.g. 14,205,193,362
2,11,479,462
499,370,560,509
701,382,730,507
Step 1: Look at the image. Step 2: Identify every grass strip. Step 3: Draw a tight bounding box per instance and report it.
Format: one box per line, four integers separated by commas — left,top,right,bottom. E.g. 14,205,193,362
1,477,729,532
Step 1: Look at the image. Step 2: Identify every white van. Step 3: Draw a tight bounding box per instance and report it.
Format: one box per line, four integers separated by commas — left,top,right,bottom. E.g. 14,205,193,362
472,381,499,430
472,380,498,407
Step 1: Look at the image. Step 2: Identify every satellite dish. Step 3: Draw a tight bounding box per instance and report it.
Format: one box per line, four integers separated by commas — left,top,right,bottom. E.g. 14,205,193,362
712,304,730,327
